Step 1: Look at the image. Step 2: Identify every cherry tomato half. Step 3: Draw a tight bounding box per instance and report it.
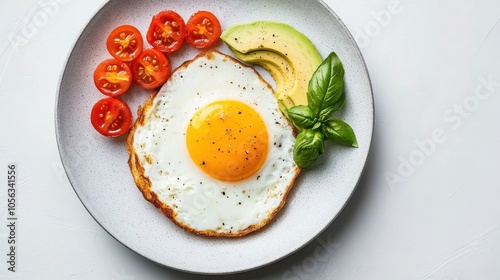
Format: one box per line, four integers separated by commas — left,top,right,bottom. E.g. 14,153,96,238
185,11,221,49
91,97,133,137
146,10,186,53
93,59,132,97
106,25,144,62
132,48,171,89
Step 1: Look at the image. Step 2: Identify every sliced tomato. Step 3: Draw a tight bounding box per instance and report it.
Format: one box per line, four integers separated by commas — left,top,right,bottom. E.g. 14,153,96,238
93,59,132,97
132,48,171,89
146,10,186,53
91,97,133,137
185,11,221,49
106,25,144,62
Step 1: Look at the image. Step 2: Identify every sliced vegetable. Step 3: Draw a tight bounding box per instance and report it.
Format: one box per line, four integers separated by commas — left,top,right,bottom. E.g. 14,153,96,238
91,97,133,137
185,11,221,49
132,48,171,89
106,25,143,62
146,10,186,53
93,59,132,97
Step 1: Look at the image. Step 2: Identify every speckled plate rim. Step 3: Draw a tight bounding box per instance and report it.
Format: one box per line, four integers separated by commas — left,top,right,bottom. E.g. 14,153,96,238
54,0,374,275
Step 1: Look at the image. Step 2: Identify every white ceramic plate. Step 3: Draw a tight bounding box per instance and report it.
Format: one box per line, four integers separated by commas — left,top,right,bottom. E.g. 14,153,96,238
55,0,373,274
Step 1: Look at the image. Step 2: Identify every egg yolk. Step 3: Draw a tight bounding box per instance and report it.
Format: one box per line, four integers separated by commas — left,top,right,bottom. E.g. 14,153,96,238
186,100,269,182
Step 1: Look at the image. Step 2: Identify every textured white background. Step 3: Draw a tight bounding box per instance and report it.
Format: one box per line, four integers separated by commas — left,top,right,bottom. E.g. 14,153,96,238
1,0,500,279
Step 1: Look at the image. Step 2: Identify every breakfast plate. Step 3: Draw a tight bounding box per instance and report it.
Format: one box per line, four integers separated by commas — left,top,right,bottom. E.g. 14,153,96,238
55,0,373,274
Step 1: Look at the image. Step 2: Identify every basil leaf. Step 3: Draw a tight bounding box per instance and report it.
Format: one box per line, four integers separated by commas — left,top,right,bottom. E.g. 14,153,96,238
317,90,346,122
285,105,317,130
293,129,325,168
307,52,345,118
321,119,358,147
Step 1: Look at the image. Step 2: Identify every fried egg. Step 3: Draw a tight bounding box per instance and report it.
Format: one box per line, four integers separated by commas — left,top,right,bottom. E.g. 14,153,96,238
127,50,299,237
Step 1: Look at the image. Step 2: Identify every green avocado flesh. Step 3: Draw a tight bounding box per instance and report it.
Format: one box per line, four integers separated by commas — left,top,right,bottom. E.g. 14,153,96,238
221,20,322,110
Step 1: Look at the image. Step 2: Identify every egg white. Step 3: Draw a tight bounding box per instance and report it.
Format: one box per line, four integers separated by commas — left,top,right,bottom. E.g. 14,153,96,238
129,51,299,236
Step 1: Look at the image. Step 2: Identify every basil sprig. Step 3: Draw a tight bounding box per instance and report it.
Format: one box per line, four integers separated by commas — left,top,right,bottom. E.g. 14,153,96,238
293,129,325,168
285,52,357,168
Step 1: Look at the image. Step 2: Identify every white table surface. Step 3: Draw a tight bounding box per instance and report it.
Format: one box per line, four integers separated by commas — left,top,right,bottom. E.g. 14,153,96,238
1,0,500,279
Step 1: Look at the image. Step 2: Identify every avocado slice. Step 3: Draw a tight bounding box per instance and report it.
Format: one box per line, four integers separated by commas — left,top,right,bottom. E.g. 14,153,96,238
221,21,322,110
227,46,296,109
